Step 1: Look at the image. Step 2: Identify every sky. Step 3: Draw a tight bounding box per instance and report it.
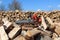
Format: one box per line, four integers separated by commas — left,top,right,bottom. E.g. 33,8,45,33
0,0,60,11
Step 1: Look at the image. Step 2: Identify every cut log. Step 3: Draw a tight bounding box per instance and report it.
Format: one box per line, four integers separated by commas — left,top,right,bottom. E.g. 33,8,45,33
3,20,13,34
54,22,60,27
43,36,53,40
54,37,60,40
13,23,20,28
46,17,54,25
52,33,58,38
13,35,26,40
2,18,12,29
8,26,21,39
55,26,60,35
0,26,8,40
26,28,40,37
2,18,8,23
3,21,12,29
22,26,33,30
21,30,27,36
41,16,47,29
26,28,51,37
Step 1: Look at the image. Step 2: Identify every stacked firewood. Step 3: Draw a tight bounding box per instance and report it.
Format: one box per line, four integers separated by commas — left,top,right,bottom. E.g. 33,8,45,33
0,10,34,22
0,10,60,23
0,10,60,40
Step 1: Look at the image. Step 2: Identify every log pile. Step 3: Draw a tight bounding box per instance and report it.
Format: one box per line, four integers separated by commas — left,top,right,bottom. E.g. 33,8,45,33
0,10,34,22
0,10,60,40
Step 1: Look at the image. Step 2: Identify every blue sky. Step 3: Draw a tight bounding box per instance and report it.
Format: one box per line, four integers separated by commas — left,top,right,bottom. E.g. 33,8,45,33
0,0,60,11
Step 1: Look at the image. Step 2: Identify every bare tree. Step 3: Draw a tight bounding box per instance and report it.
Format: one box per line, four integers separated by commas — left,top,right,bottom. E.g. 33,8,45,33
8,0,22,11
